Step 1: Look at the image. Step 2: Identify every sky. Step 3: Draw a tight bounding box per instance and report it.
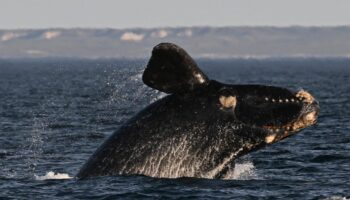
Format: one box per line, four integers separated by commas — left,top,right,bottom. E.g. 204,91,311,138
0,0,350,29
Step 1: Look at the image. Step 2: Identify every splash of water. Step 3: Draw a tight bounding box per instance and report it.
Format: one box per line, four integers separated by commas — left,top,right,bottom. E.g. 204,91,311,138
105,67,166,109
35,171,72,180
26,117,45,176
150,91,167,103
231,161,257,180
320,196,350,200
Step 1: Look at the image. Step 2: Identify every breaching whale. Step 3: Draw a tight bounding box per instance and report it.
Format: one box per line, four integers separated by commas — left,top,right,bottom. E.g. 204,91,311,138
77,43,319,179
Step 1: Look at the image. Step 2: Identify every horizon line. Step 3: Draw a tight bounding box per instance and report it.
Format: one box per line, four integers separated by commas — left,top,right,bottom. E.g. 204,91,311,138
1,25,350,31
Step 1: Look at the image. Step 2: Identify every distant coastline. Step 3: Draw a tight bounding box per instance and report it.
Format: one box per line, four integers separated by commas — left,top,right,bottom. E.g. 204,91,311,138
1,26,350,59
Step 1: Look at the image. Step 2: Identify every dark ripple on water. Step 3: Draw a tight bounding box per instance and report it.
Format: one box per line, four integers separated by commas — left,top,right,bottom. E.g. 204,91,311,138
0,58,349,199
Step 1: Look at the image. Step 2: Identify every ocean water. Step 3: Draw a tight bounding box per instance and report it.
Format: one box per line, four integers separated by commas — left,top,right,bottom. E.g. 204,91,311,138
0,58,349,199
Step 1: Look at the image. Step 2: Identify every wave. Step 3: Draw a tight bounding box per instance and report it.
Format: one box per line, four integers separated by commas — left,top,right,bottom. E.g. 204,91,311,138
35,171,72,180
320,196,350,200
223,161,258,180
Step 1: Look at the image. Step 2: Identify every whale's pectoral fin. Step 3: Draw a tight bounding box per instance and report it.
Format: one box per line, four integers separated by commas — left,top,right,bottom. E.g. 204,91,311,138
142,43,209,94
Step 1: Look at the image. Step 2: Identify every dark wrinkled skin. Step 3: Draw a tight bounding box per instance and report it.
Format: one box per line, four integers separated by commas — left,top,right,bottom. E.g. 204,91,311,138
77,43,319,179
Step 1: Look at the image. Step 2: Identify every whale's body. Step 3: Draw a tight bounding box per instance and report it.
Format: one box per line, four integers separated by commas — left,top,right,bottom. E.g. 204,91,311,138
77,43,319,179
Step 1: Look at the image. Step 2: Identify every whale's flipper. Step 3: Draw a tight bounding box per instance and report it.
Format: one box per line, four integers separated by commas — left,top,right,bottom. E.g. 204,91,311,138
142,43,209,94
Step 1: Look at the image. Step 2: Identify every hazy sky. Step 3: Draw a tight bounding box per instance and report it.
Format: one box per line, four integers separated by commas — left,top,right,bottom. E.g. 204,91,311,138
1,0,350,29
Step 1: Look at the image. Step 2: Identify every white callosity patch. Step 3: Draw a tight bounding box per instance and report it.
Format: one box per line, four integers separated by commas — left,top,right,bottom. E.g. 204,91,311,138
120,32,144,42
35,171,72,180
265,134,277,144
219,96,237,109
296,90,315,103
305,111,317,122
194,73,205,84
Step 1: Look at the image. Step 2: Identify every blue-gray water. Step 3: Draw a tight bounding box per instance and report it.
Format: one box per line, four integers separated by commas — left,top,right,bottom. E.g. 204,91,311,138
0,58,349,199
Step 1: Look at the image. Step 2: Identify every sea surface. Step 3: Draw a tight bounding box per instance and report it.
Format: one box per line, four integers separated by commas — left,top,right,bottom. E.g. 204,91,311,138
0,58,349,199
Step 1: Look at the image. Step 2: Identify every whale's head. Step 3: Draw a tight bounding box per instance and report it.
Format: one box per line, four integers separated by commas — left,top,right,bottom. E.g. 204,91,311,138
143,43,319,145
216,84,319,144
143,42,319,149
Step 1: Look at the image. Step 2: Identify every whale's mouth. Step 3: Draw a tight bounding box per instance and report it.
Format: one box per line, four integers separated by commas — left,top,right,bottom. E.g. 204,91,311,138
262,90,319,143
220,86,320,144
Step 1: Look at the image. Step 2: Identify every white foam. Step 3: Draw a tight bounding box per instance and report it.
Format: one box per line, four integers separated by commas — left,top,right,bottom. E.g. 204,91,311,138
35,171,72,180
320,197,349,200
150,92,167,103
207,148,243,178
129,71,143,81
223,161,257,180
